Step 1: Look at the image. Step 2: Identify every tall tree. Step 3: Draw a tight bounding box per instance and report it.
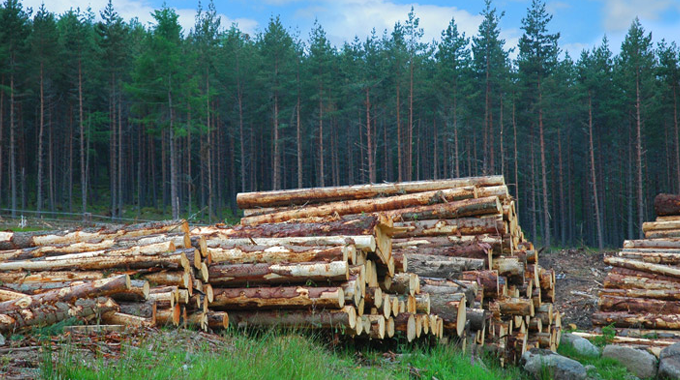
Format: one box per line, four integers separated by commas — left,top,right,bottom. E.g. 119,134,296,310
658,40,680,191
518,0,560,248
619,18,655,238
403,7,424,181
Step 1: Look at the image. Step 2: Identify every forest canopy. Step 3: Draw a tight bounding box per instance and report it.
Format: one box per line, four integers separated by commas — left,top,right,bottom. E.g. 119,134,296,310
0,0,678,249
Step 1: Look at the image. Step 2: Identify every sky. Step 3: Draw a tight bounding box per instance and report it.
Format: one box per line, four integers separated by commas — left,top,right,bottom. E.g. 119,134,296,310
20,0,680,58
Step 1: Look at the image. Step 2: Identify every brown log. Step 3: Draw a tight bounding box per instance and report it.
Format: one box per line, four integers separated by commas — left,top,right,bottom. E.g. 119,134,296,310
405,255,485,278
497,298,534,317
602,288,680,304
384,196,502,221
389,273,419,296
240,187,477,225
654,194,680,216
228,306,357,330
592,311,680,329
184,311,208,331
623,238,680,249
207,261,348,286
0,250,189,272
0,240,117,261
205,236,376,257
103,311,153,328
0,220,188,250
617,249,680,265
142,271,192,288
393,312,417,342
420,284,475,308
462,270,500,297
466,308,488,331
428,293,467,336
114,232,190,250
209,245,349,265
206,311,229,330
0,275,130,313
110,280,150,302
602,276,680,294
235,176,504,208
210,286,344,310
392,252,408,273
415,294,430,314
599,294,680,314
492,257,525,278
0,288,30,301
155,304,181,326
392,242,491,263
392,217,506,239
364,287,382,308
118,301,156,318
0,296,118,332
604,256,680,279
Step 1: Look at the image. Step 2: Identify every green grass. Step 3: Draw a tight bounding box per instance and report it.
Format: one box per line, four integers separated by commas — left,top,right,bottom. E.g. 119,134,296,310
40,329,528,380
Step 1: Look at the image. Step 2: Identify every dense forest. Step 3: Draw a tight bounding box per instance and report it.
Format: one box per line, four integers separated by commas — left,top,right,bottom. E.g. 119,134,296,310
0,0,677,248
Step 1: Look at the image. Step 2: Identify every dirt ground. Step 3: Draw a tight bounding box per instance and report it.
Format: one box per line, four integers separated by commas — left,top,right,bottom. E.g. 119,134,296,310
540,248,612,330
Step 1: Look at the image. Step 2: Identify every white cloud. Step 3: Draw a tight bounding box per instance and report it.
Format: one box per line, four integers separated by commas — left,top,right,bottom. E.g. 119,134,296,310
546,1,570,14
291,0,483,49
601,0,680,32
22,0,258,36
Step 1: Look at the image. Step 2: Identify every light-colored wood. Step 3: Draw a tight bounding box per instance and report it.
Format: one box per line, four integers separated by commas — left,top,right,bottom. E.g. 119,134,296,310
208,261,348,286
227,305,357,330
209,245,349,264
209,286,345,310
605,256,680,279
393,217,506,239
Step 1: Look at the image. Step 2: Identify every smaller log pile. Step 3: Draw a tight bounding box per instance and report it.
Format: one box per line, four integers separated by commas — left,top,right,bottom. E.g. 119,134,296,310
592,193,680,356
0,220,228,333
232,176,561,364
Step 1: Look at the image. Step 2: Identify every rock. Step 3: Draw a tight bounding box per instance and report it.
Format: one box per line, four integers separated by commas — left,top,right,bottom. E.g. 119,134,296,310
602,345,657,379
0,333,4,346
521,348,587,380
562,333,600,357
659,342,680,379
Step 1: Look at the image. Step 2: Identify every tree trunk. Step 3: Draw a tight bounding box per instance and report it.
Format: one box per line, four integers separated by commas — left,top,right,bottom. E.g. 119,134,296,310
227,306,356,329
210,286,344,310
209,245,350,265
538,79,550,248
592,311,680,329
37,62,45,215
636,70,644,238
208,261,349,286
588,93,604,249
0,297,118,332
10,68,16,218
366,88,375,183
428,293,466,336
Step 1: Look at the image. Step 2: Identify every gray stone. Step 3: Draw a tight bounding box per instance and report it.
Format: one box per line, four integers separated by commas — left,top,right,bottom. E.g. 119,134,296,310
659,342,680,379
521,348,587,380
602,345,657,379
0,333,4,346
562,333,601,357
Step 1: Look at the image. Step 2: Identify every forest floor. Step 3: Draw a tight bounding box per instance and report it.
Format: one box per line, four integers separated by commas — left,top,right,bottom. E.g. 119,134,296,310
540,248,610,330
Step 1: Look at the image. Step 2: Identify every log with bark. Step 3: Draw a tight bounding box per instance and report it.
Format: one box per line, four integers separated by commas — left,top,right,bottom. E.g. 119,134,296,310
392,217,506,239
592,311,680,329
209,286,345,310
207,261,349,286
428,293,467,336
384,196,502,221
227,306,357,330
617,250,680,265
240,187,477,225
599,295,680,314
206,236,376,253
654,194,680,216
208,245,351,265
0,297,118,332
0,250,190,272
604,256,680,279
405,255,486,278
236,176,504,208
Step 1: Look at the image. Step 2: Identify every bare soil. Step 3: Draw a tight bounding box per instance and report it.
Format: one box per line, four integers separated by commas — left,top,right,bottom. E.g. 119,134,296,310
540,248,611,330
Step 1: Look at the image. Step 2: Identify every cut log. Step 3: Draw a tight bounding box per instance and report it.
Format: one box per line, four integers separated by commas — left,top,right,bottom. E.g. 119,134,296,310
114,232,190,250
0,275,130,313
0,297,118,332
0,288,30,301
394,235,509,254
393,217,506,239
498,297,534,317
420,285,475,308
366,315,386,339
236,176,504,208
428,293,467,336
599,294,680,314
0,250,189,272
462,270,500,297
572,331,677,348
384,196,502,221
394,313,417,342
646,229,680,239
393,242,491,263
389,273,419,296
155,304,181,326
228,306,356,330
364,287,382,308
415,294,430,314
240,187,477,225
207,261,349,286
604,256,680,279
118,300,156,318
103,311,153,328
623,239,680,249
492,257,525,278
206,311,229,330
208,245,349,265
601,286,680,300
0,240,117,261
206,235,376,253
592,312,680,329
466,308,487,331
654,194,680,216
143,271,192,288
406,255,485,278
0,220,188,250
210,286,344,310
110,280,150,302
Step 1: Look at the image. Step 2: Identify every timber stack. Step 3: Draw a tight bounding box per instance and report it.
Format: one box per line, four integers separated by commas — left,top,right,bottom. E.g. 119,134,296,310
588,193,680,356
228,175,561,364
0,220,228,333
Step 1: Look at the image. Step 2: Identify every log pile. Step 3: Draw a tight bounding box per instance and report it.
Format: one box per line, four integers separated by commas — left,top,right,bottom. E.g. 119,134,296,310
230,176,561,363
0,220,228,333
592,193,680,355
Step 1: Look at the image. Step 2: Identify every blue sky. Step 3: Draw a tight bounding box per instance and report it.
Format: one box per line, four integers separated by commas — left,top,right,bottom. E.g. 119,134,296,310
24,0,680,58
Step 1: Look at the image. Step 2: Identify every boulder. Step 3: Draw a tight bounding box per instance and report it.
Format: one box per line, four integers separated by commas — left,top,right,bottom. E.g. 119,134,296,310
602,345,657,379
521,348,587,380
562,333,600,357
659,342,680,379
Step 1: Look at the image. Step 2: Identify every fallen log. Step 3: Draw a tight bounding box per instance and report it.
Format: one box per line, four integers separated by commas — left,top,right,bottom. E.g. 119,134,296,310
235,176,504,208
599,295,680,314
617,250,680,265
604,256,680,279
208,245,350,265
210,286,345,310
0,297,118,332
603,273,680,291
384,196,502,221
592,312,680,329
207,261,349,286
392,217,505,239
654,194,680,216
600,288,680,301
227,306,357,330
623,239,680,249
240,187,477,225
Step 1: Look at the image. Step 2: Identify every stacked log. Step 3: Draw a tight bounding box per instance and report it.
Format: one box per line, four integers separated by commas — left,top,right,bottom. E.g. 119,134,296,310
232,176,560,363
591,193,680,355
0,220,227,333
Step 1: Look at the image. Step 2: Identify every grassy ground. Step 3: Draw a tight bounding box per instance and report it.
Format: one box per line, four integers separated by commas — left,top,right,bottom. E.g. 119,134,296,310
39,329,528,380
